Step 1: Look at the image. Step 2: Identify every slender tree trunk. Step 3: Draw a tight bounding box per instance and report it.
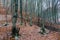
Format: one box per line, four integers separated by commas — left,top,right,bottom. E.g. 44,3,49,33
25,0,27,26
5,0,8,25
37,0,40,26
20,0,23,25
40,0,46,34
12,0,19,37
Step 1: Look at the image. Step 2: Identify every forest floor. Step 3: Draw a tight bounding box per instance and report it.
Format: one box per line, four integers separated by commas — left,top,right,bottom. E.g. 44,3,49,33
0,14,60,40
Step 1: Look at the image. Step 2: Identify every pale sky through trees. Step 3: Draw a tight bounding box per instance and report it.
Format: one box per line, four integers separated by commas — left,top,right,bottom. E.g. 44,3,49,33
0,0,58,10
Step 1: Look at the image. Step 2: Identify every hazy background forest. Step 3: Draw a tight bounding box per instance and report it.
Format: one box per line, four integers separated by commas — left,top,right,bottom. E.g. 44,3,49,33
0,0,60,23
0,0,60,24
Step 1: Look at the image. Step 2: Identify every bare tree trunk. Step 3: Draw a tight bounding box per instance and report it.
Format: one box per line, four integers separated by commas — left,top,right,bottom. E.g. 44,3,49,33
20,0,23,25
12,0,19,37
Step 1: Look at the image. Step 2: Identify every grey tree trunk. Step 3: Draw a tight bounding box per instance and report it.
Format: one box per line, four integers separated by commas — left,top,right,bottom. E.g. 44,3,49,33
12,0,19,37
20,0,23,25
